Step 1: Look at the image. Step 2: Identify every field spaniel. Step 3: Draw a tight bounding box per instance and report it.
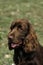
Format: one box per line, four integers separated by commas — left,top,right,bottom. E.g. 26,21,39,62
8,19,43,65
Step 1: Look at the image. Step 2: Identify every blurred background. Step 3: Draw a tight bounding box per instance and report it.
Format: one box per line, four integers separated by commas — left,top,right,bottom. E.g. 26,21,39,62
0,0,43,65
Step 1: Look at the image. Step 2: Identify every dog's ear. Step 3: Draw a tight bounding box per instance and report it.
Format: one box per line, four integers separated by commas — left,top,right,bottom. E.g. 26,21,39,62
23,23,39,53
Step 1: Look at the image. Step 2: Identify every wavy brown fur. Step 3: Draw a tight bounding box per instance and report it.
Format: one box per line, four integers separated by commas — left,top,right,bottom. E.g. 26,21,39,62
8,19,43,65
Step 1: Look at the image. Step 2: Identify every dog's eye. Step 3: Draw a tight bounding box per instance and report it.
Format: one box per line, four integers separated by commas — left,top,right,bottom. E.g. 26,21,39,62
17,25,22,30
18,25,21,28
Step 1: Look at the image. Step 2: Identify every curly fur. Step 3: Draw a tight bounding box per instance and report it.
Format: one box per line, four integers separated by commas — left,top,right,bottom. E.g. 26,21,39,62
8,19,43,65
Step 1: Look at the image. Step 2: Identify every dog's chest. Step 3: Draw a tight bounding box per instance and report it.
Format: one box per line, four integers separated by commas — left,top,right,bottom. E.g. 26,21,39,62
18,50,40,65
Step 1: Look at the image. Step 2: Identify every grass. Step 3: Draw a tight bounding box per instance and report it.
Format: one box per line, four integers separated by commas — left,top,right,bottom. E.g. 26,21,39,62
0,0,43,65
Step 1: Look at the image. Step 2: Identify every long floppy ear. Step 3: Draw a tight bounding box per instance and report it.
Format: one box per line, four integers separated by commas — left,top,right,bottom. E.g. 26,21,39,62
24,23,39,53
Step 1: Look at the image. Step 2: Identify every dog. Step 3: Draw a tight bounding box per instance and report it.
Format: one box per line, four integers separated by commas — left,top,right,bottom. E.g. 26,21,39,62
8,19,43,65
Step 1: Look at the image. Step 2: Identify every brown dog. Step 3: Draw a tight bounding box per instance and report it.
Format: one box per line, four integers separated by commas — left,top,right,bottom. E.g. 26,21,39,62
8,19,43,65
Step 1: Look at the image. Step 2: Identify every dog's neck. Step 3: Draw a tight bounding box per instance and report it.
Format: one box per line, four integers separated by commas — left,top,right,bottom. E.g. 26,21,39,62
15,46,36,61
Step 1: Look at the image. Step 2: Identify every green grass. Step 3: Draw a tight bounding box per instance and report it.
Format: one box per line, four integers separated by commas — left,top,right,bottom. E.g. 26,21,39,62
0,0,43,65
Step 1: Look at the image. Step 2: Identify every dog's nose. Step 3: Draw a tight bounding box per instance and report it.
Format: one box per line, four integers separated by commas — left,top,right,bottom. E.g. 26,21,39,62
8,36,13,39
8,34,13,40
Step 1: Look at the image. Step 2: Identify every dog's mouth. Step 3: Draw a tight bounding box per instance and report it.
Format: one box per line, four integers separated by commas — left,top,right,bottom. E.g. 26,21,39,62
11,43,20,48
8,38,22,49
11,41,22,48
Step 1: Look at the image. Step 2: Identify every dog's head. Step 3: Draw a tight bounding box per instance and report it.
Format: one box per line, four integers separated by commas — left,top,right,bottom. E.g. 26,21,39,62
8,19,30,50
8,19,39,53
